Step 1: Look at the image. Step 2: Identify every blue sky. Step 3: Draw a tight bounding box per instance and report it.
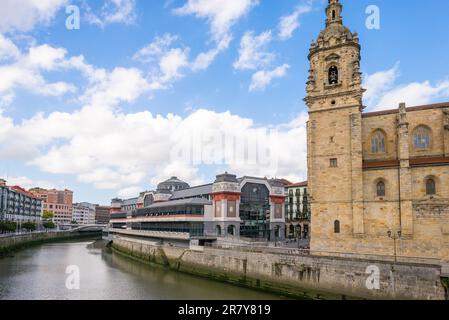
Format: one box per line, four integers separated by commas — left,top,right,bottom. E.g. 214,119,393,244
1,0,449,205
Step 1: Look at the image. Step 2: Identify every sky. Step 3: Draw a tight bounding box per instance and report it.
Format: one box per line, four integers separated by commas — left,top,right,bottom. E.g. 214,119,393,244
0,0,449,205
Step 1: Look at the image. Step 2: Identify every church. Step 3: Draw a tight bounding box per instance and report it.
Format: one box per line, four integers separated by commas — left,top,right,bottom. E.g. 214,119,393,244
306,0,449,264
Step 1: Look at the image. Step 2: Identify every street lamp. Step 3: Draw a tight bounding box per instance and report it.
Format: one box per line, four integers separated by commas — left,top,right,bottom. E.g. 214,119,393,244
387,230,402,263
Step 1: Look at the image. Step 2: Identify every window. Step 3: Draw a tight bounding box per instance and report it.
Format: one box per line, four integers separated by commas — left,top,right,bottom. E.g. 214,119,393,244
413,126,431,150
426,179,436,196
334,220,340,234
371,130,386,154
328,66,338,85
332,10,336,20
216,225,221,236
376,181,386,197
330,158,338,168
227,225,235,236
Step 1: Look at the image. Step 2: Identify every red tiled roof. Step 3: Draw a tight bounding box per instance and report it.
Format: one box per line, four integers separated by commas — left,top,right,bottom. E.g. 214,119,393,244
10,186,41,199
286,181,308,188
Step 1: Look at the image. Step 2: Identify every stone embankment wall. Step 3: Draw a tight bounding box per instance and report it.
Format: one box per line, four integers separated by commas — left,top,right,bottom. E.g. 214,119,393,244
112,237,447,300
0,231,101,256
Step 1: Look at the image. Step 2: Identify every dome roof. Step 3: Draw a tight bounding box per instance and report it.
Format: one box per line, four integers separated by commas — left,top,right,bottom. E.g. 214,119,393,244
318,23,352,42
157,177,190,193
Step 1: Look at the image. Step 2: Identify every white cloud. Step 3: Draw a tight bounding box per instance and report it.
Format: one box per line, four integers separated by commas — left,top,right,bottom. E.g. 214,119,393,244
5,176,57,190
375,81,449,110
363,63,449,111
190,34,231,71
133,34,178,63
363,63,400,107
85,0,137,28
278,2,313,40
82,67,150,106
118,186,144,199
0,42,78,105
174,0,259,42
249,64,290,92
0,102,308,195
0,0,68,33
134,34,190,91
174,0,259,69
0,34,20,61
233,31,274,71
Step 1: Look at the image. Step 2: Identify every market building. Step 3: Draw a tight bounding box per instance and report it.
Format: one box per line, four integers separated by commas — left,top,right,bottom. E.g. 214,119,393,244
109,173,286,242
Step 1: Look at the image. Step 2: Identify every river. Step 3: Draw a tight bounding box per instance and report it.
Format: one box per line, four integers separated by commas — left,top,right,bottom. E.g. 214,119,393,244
0,239,285,300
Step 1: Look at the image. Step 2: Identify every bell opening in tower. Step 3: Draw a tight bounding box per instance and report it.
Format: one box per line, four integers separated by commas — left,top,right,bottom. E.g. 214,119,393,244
328,66,339,85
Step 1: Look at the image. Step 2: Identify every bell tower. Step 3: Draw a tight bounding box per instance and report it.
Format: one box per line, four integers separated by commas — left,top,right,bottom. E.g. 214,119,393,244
305,0,366,255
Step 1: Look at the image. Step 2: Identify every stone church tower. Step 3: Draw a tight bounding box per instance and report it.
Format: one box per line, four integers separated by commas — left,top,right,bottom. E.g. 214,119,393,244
305,0,449,264
305,0,366,254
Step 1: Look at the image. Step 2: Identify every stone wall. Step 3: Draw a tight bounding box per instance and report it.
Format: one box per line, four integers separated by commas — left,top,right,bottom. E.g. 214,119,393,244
0,231,101,255
112,237,447,300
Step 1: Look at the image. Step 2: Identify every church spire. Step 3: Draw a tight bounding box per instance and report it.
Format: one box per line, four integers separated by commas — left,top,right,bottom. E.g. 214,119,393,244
325,0,343,27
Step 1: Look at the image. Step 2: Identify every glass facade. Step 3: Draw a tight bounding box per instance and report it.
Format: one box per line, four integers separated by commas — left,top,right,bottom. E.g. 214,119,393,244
134,204,205,217
132,222,204,236
239,183,270,239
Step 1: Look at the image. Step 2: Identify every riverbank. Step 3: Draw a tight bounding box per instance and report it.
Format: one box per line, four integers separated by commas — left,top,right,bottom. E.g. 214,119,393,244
0,240,284,300
111,237,447,300
0,231,102,257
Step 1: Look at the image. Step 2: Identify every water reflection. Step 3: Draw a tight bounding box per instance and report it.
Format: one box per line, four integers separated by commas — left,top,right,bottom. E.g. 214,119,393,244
0,240,285,300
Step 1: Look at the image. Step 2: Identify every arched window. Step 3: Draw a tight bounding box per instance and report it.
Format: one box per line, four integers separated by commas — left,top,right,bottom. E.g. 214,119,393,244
328,66,338,85
371,130,386,154
332,10,336,20
413,126,431,150
426,178,436,196
376,181,386,197
334,220,340,234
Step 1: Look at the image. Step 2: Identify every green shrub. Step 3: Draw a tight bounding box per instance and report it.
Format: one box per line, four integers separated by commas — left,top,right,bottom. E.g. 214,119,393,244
22,222,36,231
43,221,56,229
0,221,17,232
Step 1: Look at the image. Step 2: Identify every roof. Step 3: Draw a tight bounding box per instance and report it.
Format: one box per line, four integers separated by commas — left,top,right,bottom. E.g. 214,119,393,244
171,184,213,200
138,198,212,210
286,181,308,188
9,186,41,199
157,176,190,191
362,102,449,118
122,198,138,205
214,172,238,183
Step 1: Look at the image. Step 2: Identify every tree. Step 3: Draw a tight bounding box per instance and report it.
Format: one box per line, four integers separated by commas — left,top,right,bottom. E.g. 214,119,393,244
0,221,17,233
22,222,36,231
43,221,56,230
42,210,54,221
